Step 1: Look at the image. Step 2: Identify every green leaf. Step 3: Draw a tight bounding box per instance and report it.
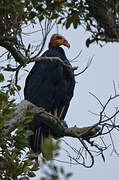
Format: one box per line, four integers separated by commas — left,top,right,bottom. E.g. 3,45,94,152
86,38,95,47
16,126,24,133
65,16,73,29
25,130,34,137
28,153,38,160
14,1,24,11
30,167,39,171
15,137,27,145
60,167,64,174
24,117,34,124
29,11,37,20
73,18,78,29
0,73,4,82
0,156,7,170
15,85,21,91
0,91,8,102
28,171,36,177
24,159,33,167
19,177,30,180
57,17,64,24
51,14,59,19
65,172,72,178
31,164,39,171
72,14,79,29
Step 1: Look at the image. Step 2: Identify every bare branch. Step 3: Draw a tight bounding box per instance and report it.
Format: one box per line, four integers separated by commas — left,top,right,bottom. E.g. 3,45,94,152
74,57,93,76
87,85,119,160
89,92,104,108
30,19,54,60
70,49,82,63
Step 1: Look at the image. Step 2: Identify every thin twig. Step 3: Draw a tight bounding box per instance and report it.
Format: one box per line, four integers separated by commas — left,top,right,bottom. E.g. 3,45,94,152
74,57,93,76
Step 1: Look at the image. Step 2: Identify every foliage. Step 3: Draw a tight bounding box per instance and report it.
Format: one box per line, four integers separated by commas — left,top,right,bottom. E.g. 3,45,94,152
40,138,72,180
0,88,36,179
0,0,119,45
0,87,72,179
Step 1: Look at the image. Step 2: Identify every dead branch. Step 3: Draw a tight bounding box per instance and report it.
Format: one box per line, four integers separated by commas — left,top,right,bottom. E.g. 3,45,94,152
30,19,52,60
88,85,119,161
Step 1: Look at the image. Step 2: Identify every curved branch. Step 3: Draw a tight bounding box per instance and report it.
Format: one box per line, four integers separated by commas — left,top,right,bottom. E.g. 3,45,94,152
0,40,27,65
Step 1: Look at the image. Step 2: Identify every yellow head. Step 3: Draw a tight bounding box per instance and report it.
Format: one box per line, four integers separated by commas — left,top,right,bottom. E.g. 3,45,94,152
50,34,70,48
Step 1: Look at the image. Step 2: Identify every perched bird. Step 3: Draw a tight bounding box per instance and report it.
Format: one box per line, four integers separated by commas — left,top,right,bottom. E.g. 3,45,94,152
24,34,75,153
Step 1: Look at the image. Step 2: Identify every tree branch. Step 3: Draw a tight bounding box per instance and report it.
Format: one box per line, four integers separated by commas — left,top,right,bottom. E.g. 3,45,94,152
86,0,119,39
0,39,27,65
0,36,78,73
29,56,78,72
3,100,100,140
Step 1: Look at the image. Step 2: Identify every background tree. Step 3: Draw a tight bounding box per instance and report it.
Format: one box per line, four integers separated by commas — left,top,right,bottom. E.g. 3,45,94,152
0,0,119,179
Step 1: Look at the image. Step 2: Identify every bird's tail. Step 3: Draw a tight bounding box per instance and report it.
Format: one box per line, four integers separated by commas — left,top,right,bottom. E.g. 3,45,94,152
27,116,49,153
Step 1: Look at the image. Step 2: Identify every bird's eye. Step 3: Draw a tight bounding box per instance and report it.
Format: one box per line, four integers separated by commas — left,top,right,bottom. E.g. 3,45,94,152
55,36,62,40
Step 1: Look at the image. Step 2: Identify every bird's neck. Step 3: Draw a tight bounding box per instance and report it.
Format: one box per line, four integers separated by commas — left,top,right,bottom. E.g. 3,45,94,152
48,43,65,55
48,43,69,63
49,42,59,50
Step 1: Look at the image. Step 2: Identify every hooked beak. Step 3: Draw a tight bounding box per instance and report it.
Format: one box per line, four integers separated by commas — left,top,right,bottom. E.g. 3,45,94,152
63,39,70,48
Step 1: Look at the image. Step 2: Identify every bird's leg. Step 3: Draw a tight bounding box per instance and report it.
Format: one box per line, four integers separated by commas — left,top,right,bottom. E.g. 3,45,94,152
59,106,65,119
48,111,52,115
59,106,68,128
54,108,58,118
34,128,41,153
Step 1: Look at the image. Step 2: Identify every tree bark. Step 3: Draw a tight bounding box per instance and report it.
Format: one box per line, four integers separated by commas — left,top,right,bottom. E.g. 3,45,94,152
4,100,100,140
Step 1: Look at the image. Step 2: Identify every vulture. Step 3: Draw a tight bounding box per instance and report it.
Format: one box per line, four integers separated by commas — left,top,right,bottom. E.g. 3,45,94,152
24,34,75,153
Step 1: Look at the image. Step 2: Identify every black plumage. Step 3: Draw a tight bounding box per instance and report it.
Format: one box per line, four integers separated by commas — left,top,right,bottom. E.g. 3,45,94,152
24,34,75,153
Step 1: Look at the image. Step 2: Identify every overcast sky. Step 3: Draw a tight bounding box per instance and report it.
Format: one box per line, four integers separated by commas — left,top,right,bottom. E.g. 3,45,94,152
4,23,119,179
54,27,119,180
